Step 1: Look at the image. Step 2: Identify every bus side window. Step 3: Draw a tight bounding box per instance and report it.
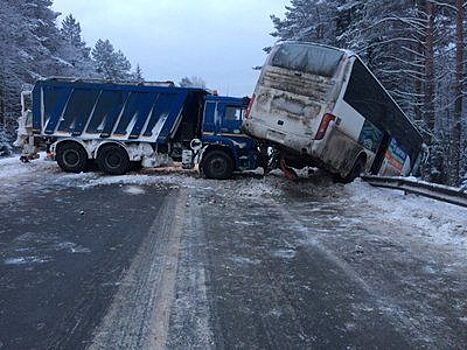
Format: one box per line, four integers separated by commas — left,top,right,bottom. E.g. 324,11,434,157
344,58,422,166
358,120,383,153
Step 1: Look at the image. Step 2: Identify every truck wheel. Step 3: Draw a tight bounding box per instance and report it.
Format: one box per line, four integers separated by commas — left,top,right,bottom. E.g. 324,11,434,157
201,150,234,180
97,144,130,176
56,142,88,173
337,158,365,184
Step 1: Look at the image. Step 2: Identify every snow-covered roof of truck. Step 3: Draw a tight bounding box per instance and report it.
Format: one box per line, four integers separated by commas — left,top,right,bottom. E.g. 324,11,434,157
41,77,177,88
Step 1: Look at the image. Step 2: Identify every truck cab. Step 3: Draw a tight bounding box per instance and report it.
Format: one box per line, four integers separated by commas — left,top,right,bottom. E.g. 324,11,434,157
199,96,260,179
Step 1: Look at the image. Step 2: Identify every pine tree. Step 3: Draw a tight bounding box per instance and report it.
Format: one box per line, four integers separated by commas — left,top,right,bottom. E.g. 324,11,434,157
61,14,86,50
92,39,132,81
0,125,12,156
18,0,61,52
132,64,145,83
179,76,207,88
59,14,97,78
271,0,340,46
0,1,135,150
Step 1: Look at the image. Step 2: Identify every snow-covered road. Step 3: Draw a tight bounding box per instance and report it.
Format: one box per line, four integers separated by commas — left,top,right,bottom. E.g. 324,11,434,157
0,155,466,349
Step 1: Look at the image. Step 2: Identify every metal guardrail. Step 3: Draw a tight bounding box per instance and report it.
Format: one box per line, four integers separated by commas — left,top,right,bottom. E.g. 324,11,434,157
361,175,467,208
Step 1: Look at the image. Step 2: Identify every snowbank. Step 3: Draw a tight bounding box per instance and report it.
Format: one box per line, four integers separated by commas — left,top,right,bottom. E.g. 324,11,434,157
346,180,467,247
0,153,55,179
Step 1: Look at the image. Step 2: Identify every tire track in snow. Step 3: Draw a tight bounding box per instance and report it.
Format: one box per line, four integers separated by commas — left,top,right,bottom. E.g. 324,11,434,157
88,190,186,350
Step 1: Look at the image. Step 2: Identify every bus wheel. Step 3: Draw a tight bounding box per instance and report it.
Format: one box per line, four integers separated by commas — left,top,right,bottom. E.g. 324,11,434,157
97,144,130,176
201,150,234,180
337,158,366,184
56,142,88,173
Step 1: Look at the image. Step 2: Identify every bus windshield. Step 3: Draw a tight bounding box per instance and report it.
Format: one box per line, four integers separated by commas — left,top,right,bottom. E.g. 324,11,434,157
271,43,344,78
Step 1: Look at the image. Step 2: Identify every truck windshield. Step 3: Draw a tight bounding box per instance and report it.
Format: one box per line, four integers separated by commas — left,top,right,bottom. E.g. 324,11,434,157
225,106,245,121
271,43,344,78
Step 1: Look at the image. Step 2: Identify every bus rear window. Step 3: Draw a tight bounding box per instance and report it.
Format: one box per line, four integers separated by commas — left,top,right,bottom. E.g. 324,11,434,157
271,43,344,77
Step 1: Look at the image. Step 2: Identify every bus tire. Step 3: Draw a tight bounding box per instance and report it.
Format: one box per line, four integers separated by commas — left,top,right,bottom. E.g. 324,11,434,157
97,144,130,176
337,157,366,184
56,142,89,173
201,150,234,180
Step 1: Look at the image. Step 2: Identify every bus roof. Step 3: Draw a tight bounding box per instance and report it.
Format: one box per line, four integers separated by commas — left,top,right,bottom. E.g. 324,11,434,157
276,41,355,58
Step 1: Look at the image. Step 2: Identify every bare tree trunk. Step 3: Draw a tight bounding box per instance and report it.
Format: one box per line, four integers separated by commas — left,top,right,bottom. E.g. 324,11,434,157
413,0,424,123
414,79,423,121
424,1,440,182
452,0,464,185
425,1,435,136
0,75,4,126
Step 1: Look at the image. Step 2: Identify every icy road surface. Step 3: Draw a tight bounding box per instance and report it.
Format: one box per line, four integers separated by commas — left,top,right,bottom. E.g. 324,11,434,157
0,156,466,349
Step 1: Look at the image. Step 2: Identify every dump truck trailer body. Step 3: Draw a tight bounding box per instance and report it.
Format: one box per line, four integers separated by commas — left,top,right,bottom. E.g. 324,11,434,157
22,79,263,179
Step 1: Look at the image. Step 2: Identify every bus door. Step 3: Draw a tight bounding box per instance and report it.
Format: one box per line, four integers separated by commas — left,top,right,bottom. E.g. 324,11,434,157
358,119,388,175
370,132,391,175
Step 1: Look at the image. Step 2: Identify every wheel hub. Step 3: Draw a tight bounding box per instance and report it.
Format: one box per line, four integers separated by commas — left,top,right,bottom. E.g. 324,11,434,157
106,153,121,169
63,150,80,167
212,158,226,175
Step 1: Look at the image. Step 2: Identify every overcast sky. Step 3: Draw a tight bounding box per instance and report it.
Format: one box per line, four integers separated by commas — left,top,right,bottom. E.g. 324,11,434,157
52,0,288,96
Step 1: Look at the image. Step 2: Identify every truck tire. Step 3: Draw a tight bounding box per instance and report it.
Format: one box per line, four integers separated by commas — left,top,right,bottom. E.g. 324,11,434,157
97,144,130,176
56,142,88,173
201,150,234,180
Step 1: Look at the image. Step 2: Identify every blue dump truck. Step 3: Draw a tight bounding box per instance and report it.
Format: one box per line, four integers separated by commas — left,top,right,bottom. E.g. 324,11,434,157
18,78,267,179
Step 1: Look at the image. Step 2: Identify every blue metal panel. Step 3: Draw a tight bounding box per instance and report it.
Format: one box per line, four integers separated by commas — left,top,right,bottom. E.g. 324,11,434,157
114,91,157,136
128,92,159,139
202,101,217,134
100,91,130,138
58,88,100,134
142,91,189,141
71,90,101,136
155,91,189,143
143,93,173,137
32,79,204,143
84,90,128,135
202,133,259,171
43,86,72,135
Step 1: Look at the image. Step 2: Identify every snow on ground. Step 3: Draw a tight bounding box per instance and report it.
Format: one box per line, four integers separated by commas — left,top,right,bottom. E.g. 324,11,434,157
0,154,49,179
345,180,467,248
1,155,466,249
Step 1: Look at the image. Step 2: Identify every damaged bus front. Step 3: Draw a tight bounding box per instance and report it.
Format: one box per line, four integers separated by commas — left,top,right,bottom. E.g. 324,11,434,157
244,41,425,183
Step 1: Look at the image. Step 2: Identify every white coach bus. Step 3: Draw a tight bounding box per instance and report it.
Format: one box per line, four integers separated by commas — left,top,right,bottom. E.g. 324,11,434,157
243,41,425,182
